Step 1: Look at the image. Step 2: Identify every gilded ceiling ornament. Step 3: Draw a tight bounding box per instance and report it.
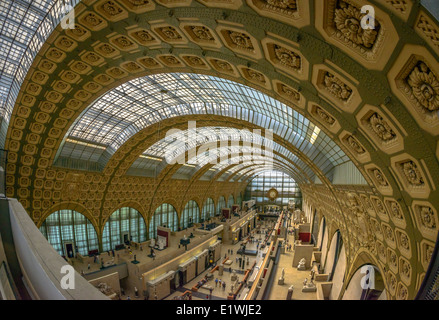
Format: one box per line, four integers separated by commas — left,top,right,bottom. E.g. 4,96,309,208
373,169,388,186
400,259,411,278
373,220,381,233
47,48,63,60
399,233,410,250
85,82,99,91
58,37,74,49
398,285,408,300
128,0,150,5
265,0,297,11
63,71,78,81
124,62,141,71
390,202,403,220
98,44,116,54
136,58,155,68
84,52,101,63
323,72,352,101
73,62,88,72
83,13,103,27
187,56,205,66
69,25,87,37
215,60,233,71
40,60,54,71
247,69,265,83
67,99,81,109
280,85,300,101
334,0,379,49
134,30,154,42
368,113,396,142
163,56,180,65
420,206,436,229
191,26,214,41
426,245,434,263
27,83,40,93
76,91,90,99
315,106,336,125
22,95,34,104
401,161,424,186
346,135,365,154
113,36,134,48
159,27,182,40
101,1,123,16
274,45,301,69
229,31,254,51
55,81,68,91
389,250,397,266
384,225,394,241
33,72,46,83
347,193,363,216
47,91,61,102
407,62,439,112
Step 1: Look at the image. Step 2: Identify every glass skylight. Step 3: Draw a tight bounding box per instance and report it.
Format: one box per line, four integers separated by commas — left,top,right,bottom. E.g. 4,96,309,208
58,73,351,182
0,0,79,147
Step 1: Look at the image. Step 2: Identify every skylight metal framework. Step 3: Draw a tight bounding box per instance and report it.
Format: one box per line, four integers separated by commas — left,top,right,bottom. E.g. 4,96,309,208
129,127,315,182
58,73,352,182
0,0,78,146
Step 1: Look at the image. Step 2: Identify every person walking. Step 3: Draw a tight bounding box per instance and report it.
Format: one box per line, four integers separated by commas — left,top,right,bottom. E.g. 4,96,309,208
215,278,218,287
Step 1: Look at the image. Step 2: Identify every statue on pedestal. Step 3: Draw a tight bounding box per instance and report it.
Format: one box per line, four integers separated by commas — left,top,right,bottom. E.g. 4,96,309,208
297,258,306,270
302,276,317,292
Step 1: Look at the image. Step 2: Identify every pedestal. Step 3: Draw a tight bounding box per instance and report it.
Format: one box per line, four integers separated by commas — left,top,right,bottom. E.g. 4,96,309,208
286,286,294,300
302,284,317,292
218,265,224,276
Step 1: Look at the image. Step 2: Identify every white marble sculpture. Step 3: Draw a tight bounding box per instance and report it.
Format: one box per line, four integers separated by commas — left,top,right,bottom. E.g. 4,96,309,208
150,238,155,247
297,258,306,270
302,277,316,292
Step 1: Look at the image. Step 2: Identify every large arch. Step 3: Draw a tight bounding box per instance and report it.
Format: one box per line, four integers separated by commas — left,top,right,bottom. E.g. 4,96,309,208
101,207,147,251
1,0,438,300
39,208,99,257
149,203,179,238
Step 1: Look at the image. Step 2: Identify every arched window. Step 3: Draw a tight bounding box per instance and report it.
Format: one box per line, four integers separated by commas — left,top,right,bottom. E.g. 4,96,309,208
39,209,99,257
150,203,178,239
228,194,234,208
102,207,147,252
217,196,226,215
202,198,215,221
180,200,200,230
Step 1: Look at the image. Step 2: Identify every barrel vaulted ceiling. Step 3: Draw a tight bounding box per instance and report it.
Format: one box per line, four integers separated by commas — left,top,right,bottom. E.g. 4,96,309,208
2,0,439,300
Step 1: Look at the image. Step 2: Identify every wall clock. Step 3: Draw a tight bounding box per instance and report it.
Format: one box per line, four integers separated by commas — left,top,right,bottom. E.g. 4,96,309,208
267,188,278,200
